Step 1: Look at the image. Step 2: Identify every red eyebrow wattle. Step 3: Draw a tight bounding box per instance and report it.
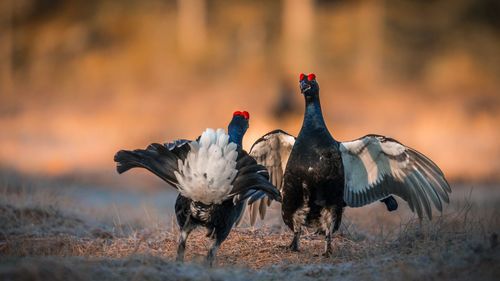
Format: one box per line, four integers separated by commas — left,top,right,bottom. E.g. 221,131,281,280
307,73,316,81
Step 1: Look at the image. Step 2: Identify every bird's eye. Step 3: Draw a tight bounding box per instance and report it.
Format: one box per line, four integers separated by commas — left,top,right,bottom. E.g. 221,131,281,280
307,73,316,81
299,73,306,81
242,111,250,120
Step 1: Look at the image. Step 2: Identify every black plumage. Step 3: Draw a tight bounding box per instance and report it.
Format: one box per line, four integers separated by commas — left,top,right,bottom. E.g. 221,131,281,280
114,112,280,266
248,73,451,256
381,196,398,211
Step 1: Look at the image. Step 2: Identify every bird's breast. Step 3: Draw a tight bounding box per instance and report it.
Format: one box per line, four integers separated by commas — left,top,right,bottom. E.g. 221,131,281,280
285,137,344,190
290,138,338,166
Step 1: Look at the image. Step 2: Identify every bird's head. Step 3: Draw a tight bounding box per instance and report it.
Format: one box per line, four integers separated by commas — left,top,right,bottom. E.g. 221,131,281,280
299,73,319,96
228,111,250,145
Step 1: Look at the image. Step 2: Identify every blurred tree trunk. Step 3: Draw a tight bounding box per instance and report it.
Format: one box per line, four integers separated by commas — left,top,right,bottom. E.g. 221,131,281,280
282,0,315,74
354,0,384,87
0,0,13,98
177,0,207,60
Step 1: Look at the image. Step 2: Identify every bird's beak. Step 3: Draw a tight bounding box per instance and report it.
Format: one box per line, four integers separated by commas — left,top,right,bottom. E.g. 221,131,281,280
300,80,311,94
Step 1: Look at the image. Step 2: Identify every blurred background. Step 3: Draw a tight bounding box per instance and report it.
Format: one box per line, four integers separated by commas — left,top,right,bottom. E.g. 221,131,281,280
0,0,499,188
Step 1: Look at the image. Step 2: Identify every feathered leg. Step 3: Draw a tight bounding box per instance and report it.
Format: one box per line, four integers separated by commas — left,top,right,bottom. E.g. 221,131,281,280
206,224,232,267
333,205,343,233
289,228,301,251
206,239,221,267
321,208,334,257
289,206,307,252
176,216,196,262
324,234,332,257
321,205,343,257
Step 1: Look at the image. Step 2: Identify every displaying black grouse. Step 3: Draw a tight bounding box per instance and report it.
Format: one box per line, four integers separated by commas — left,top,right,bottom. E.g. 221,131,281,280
114,111,281,266
248,73,451,256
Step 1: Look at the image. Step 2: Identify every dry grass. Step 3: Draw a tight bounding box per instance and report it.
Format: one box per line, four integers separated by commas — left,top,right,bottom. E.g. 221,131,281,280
0,179,499,280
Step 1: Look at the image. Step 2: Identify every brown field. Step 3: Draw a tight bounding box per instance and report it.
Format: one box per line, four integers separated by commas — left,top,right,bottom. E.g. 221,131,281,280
1,171,499,281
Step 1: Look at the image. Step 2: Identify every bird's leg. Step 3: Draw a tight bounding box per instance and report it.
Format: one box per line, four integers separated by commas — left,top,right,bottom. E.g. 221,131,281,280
206,221,232,267
289,204,308,252
206,239,221,267
324,230,333,257
321,208,334,257
176,231,190,262
333,205,344,233
176,217,196,262
289,228,301,251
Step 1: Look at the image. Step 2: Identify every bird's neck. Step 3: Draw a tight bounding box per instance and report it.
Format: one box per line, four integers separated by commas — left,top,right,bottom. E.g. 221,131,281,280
301,94,327,131
228,127,244,149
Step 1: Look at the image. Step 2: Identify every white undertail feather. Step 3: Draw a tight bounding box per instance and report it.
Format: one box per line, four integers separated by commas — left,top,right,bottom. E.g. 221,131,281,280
174,128,238,204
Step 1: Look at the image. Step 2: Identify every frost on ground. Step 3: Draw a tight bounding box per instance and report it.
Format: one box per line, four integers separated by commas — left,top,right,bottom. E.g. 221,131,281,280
0,174,499,281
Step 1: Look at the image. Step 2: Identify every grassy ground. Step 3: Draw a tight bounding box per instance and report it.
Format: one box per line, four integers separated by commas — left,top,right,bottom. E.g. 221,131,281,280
0,175,499,280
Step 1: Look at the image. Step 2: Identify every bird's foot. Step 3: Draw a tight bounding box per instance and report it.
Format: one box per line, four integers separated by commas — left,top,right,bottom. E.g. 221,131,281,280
313,229,325,235
205,257,215,267
322,246,333,258
176,246,185,262
323,238,333,258
288,240,300,252
286,230,301,251
206,242,219,267
277,244,298,252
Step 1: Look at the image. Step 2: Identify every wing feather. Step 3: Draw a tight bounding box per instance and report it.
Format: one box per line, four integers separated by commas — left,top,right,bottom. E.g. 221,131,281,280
242,130,296,225
341,135,451,220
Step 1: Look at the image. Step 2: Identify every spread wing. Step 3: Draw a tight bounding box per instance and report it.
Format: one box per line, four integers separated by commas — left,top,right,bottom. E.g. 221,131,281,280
340,135,451,220
243,130,296,225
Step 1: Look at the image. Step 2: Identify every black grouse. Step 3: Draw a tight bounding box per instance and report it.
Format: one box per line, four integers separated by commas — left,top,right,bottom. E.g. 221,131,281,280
114,111,281,266
248,73,451,256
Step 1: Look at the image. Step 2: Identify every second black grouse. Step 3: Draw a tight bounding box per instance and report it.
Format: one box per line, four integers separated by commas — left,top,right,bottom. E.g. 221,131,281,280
248,73,451,256
114,111,280,266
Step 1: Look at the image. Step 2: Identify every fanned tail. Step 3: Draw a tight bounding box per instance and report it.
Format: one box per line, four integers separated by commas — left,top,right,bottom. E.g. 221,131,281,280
174,129,239,204
114,140,191,187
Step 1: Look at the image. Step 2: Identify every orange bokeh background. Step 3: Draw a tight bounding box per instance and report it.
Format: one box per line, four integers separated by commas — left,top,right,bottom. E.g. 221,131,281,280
0,0,499,183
